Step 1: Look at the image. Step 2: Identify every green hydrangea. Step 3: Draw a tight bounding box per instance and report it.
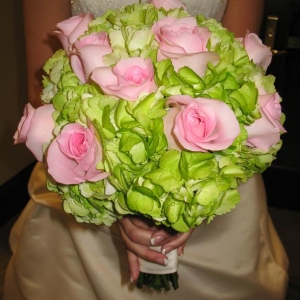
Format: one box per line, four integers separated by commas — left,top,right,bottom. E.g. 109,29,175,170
41,2,285,232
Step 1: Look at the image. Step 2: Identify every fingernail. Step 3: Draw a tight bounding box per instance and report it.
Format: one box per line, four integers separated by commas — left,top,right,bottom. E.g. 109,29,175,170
162,247,172,255
130,276,134,283
150,235,165,246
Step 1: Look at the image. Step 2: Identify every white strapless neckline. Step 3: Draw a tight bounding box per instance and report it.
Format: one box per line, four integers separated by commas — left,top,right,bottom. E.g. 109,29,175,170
71,0,227,21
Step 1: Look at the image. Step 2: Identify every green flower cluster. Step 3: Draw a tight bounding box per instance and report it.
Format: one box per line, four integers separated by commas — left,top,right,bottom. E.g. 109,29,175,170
41,3,284,232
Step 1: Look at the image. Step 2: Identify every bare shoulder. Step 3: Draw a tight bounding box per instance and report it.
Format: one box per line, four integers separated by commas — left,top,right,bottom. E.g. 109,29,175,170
221,0,264,36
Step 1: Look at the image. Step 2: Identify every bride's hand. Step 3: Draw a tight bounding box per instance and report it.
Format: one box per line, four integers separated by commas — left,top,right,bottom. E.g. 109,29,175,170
117,216,171,281
151,227,195,256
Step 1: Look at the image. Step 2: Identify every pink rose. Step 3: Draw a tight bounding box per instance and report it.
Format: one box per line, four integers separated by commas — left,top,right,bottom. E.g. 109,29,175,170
70,32,112,82
14,103,55,162
47,122,109,184
246,93,286,151
14,103,35,144
91,57,157,101
150,0,186,11
54,13,94,54
240,32,272,70
164,95,240,152
152,17,219,76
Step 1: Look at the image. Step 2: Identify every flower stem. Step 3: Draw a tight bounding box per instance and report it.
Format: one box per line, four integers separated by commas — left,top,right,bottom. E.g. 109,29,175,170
136,272,179,291
170,272,179,290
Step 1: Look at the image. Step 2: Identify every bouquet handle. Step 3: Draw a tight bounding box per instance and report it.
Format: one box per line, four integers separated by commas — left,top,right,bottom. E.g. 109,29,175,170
137,246,179,291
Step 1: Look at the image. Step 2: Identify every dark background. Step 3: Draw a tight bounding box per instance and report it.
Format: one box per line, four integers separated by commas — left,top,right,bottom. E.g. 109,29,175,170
260,0,300,211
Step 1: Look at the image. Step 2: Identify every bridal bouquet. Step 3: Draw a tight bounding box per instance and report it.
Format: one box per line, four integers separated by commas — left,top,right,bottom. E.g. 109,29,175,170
14,0,286,291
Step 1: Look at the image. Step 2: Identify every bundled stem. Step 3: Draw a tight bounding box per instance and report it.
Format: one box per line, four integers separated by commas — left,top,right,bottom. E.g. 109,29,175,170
136,271,179,291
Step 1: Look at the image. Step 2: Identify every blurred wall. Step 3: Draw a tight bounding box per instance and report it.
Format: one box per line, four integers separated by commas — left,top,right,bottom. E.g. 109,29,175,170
0,0,35,185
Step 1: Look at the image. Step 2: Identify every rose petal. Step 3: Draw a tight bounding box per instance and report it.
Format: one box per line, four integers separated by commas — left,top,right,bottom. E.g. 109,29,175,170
47,123,109,184
150,0,186,11
158,50,219,76
259,93,286,132
68,12,94,45
165,95,240,151
56,15,85,36
70,54,86,83
73,44,112,81
242,32,272,70
53,32,70,53
26,105,55,162
246,116,280,151
14,103,35,144
91,58,157,101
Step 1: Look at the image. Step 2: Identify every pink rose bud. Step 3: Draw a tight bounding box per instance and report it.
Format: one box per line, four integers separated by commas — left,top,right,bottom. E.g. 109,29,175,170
70,32,112,82
14,103,55,162
14,103,35,144
91,57,157,101
150,0,186,11
164,95,240,152
47,122,109,184
53,12,94,54
246,93,286,151
152,17,219,75
240,32,272,70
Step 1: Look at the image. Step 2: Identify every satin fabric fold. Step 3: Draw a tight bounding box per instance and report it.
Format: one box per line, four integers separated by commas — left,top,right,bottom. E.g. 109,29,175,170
4,163,289,299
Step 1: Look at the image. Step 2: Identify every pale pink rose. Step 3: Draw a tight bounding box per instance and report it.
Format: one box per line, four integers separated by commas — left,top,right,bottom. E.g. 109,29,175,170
152,17,219,76
14,103,55,162
91,57,157,101
246,93,286,151
70,32,112,82
14,103,35,144
150,0,186,11
164,95,240,152
53,13,94,54
47,122,109,184
240,32,272,70
75,32,110,48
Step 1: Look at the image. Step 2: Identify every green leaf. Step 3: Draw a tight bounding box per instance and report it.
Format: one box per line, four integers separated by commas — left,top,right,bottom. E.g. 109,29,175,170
178,66,203,85
115,100,136,128
129,142,148,164
180,151,216,180
133,93,167,127
119,130,143,152
229,82,258,115
52,93,68,112
194,181,219,206
215,189,240,215
127,191,154,214
171,215,192,232
145,169,184,192
163,196,184,224
132,185,158,201
102,105,116,139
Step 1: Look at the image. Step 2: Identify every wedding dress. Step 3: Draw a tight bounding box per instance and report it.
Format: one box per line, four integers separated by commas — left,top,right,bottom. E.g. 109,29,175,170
4,1,289,299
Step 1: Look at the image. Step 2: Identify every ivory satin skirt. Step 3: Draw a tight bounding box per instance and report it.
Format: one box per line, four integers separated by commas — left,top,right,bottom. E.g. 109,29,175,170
4,163,289,300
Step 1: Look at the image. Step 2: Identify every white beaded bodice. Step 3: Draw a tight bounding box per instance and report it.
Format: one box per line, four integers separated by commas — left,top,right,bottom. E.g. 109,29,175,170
71,0,228,21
